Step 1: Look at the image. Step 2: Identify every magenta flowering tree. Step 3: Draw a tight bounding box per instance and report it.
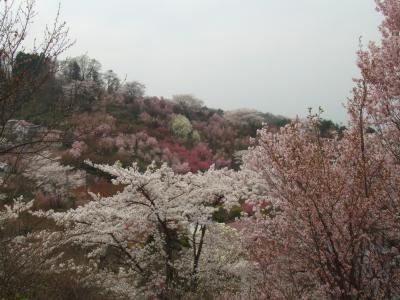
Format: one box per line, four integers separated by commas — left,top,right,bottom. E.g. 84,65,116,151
161,142,213,173
186,143,213,172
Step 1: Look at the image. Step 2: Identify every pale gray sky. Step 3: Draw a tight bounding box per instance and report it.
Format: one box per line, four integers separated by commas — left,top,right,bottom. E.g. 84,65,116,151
31,0,382,123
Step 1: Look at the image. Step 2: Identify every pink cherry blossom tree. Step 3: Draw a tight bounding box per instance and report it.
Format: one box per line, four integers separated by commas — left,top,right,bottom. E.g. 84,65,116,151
241,1,400,295
356,0,400,165
243,111,400,298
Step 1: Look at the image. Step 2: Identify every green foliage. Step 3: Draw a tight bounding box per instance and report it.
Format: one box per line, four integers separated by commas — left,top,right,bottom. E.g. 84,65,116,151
261,112,291,127
179,234,190,248
191,130,201,143
213,205,242,223
9,52,67,126
171,114,193,140
103,70,120,93
318,118,346,137
106,103,136,123
229,205,243,219
236,119,263,138
13,52,48,79
15,292,29,300
16,77,65,126
60,55,102,83
68,61,82,81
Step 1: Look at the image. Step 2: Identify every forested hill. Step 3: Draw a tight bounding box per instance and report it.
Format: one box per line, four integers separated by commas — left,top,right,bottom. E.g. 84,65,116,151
11,54,344,172
2,0,400,298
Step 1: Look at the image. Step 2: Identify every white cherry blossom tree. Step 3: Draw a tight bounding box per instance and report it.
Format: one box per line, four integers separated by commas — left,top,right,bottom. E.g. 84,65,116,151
37,161,251,298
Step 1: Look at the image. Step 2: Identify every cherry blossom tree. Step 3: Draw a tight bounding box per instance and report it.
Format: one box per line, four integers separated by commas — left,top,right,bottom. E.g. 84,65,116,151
243,111,400,298
62,80,101,111
23,152,86,208
224,109,263,130
0,198,66,298
37,161,249,298
356,0,400,164
172,94,204,109
239,3,400,298
69,112,116,139
68,140,88,158
122,81,145,100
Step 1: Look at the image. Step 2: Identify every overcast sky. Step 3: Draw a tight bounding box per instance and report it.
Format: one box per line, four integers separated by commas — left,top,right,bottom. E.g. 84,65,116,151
31,0,382,123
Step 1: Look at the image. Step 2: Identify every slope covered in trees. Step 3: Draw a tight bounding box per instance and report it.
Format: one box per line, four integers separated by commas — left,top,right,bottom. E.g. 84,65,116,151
1,0,399,299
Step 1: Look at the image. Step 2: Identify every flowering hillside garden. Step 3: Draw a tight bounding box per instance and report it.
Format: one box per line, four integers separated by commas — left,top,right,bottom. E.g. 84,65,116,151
0,0,399,299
